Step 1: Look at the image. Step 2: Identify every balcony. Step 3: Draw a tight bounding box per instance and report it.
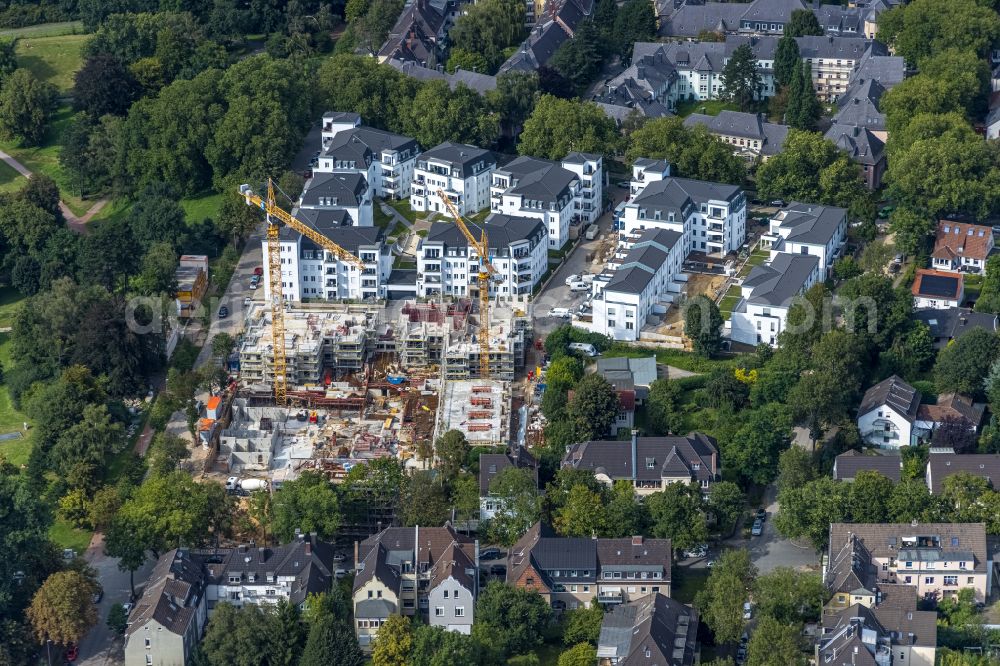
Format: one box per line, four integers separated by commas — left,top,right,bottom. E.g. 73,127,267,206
597,590,624,604
709,223,723,231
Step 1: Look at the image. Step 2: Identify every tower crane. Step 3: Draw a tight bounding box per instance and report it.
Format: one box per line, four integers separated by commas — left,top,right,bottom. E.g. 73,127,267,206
435,188,500,378
239,178,365,405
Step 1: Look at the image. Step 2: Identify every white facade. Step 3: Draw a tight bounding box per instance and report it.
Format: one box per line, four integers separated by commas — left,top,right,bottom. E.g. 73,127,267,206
427,575,475,634
410,142,496,217
416,215,548,298
562,153,604,227
859,403,915,449
729,253,821,347
763,203,848,282
317,122,421,200
629,159,671,199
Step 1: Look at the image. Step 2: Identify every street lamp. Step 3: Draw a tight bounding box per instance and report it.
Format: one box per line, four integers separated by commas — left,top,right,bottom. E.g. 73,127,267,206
46,639,51,666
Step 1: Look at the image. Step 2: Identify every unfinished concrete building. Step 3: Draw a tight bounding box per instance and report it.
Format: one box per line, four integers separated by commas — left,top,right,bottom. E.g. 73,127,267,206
218,399,285,473
438,380,511,445
239,303,387,389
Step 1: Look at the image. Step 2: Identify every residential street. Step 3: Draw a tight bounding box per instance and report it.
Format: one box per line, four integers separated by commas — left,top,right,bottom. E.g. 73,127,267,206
745,485,818,574
76,536,155,666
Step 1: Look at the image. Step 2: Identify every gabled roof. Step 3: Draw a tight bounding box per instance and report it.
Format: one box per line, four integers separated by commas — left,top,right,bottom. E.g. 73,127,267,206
795,35,885,61
926,453,1000,495
741,252,818,306
323,127,418,164
563,432,719,483
596,356,658,387
420,141,496,177
496,156,578,204
826,124,885,165
773,202,848,245
857,375,920,422
912,307,998,346
658,2,749,36
932,221,994,262
126,549,205,638
833,450,901,483
814,4,863,34
833,78,888,130
597,594,699,665
479,448,538,495
355,524,477,594
828,522,988,573
740,0,808,24
603,228,683,295
385,59,498,94
300,172,367,208
421,214,546,252
850,53,906,89
917,393,986,429
911,269,963,301
280,209,385,255
824,532,877,596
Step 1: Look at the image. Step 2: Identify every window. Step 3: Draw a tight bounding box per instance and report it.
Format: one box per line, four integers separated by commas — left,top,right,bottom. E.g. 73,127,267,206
944,576,958,586
455,607,465,617
146,656,152,666
454,589,459,599
968,577,975,584
145,638,151,648
435,607,444,617
443,590,449,599
653,586,660,592
924,577,934,584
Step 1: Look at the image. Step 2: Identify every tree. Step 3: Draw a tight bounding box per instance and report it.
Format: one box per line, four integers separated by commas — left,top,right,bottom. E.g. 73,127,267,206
647,378,683,435
976,255,1000,314
519,95,620,159
934,327,1000,397
685,295,723,357
932,416,979,454
410,624,486,666
351,0,405,56
566,374,620,440
554,483,607,537
776,446,814,493
773,35,800,89
405,80,500,149
132,241,177,295
745,616,806,666
562,601,605,645
724,404,792,485
401,471,452,527
708,482,745,533
611,0,657,59
435,429,469,482
757,130,867,210
484,467,541,547
646,482,708,551
784,9,823,37
559,642,598,666
602,479,648,538
271,470,341,542
449,0,524,71
72,55,140,118
300,609,364,666
838,273,912,352
486,71,539,133
126,183,187,251
550,20,604,94
775,477,849,548
626,117,746,185
106,603,128,635
752,568,825,625
695,549,756,644
198,603,304,666
0,69,56,146
787,62,821,130
721,44,761,112
27,570,98,646
877,0,1000,66
473,581,552,657
147,432,191,477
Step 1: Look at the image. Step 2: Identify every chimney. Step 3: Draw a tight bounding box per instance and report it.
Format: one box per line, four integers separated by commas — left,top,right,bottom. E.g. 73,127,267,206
304,540,312,556
354,539,360,570
631,430,639,483
632,536,643,546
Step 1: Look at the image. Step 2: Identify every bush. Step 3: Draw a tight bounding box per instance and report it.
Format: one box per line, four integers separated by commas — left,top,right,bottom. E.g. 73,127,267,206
910,380,937,403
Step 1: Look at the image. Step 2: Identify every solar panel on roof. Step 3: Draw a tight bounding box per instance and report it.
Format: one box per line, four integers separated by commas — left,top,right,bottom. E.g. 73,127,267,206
920,274,960,298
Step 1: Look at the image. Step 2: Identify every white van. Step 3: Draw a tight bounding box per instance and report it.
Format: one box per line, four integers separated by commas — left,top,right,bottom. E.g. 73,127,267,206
549,307,572,318
584,224,599,240
568,342,599,357
569,281,589,292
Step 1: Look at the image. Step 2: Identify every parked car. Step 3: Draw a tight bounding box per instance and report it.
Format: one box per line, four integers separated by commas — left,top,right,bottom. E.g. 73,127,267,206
548,307,572,318
218,306,229,318
615,181,630,188
480,548,504,561
684,545,708,559
736,647,747,664
568,281,589,292
878,205,895,219
743,602,753,620
751,519,764,536
568,342,599,357
769,199,785,207
253,267,264,276
332,552,346,562
92,586,103,604
754,508,766,522
243,296,252,307
564,274,580,286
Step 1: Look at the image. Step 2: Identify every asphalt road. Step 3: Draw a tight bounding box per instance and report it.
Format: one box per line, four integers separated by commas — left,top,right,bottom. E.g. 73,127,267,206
745,485,818,574
76,536,155,666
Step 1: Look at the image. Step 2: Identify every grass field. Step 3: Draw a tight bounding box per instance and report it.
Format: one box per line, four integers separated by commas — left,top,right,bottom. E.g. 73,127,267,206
0,21,84,39
15,33,89,93
50,517,93,555
0,105,93,216
180,191,224,223
387,199,419,224
671,566,711,604
737,249,770,278
718,284,742,320
0,159,25,193
602,344,738,374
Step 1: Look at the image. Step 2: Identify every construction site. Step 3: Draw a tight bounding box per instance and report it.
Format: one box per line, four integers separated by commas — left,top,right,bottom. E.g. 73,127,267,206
213,300,525,486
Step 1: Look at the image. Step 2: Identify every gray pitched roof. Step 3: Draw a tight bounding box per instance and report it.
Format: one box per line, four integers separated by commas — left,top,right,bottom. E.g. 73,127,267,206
741,252,818,306
496,156,578,204
126,549,205,638
814,4,863,34
912,307,998,347
421,213,546,253
740,0,808,23
281,209,385,255
857,375,920,421
850,54,906,89
795,35,886,61
926,454,1000,495
773,202,848,245
419,141,496,177
820,597,937,664
597,594,699,665
322,111,361,123
301,172,367,208
563,432,719,484
833,450,901,482
596,356,658,387
479,448,538,495
603,228,683,295
828,522,988,574
354,524,476,594
385,58,498,94
323,127,418,164
659,2,749,36
826,124,885,165
834,78,888,130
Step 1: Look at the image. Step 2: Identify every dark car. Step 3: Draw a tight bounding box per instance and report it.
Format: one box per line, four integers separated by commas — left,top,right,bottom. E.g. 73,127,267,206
489,564,506,577
218,306,229,318
754,508,766,522
92,587,103,604
480,548,504,561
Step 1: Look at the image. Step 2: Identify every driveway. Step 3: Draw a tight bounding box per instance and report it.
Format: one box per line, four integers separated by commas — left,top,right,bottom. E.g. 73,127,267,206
745,485,818,574
291,122,323,172
194,226,265,369
76,535,155,665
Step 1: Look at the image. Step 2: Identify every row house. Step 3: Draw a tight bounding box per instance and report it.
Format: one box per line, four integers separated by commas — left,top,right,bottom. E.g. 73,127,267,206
262,210,392,303
597,594,700,665
415,213,548,299
125,534,335,666
729,252,821,347
825,522,992,603
316,115,420,200
490,153,603,250
658,0,894,39
762,202,848,281
410,141,496,217
683,110,789,160
352,524,479,649
798,35,887,101
562,432,721,496
587,228,685,341
376,0,460,67
508,522,672,610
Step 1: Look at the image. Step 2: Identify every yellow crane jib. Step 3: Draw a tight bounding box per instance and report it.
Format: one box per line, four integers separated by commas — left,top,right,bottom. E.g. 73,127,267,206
434,188,500,379
238,179,367,406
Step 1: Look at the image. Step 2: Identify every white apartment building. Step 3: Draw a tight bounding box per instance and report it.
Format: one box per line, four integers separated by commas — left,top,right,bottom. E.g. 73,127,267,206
856,375,920,449
411,141,496,217
416,213,548,298
729,252,820,346
316,118,421,200
298,171,374,227
490,154,602,250
588,228,686,341
262,208,392,302
762,202,847,282
798,35,886,101
620,176,747,257
321,111,361,147
629,158,671,199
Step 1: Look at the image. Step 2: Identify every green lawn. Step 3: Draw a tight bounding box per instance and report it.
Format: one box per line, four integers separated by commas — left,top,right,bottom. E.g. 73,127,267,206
602,344,738,374
737,250,770,278
88,197,133,227
373,201,394,229
675,99,740,118
180,191,224,223
718,284,743,320
0,287,31,462
671,567,711,604
0,159,26,193
0,21,84,39
0,105,93,216
49,517,93,555
15,33,90,93
387,199,419,224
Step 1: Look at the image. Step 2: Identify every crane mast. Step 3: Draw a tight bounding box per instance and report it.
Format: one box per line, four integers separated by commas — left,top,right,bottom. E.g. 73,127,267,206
435,188,498,379
239,179,365,405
